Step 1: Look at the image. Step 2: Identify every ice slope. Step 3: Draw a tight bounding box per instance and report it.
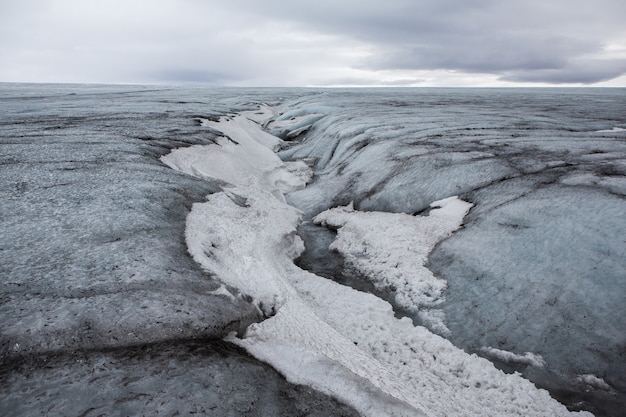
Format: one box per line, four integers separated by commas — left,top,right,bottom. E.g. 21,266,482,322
0,86,262,357
0,84,359,417
163,105,592,417
1,340,359,417
277,89,626,416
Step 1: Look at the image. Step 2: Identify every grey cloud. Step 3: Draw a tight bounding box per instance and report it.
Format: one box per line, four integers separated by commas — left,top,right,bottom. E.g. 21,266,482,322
374,78,427,86
147,69,239,85
500,59,626,84
363,33,599,73
223,0,626,85
313,76,427,87
1,0,625,85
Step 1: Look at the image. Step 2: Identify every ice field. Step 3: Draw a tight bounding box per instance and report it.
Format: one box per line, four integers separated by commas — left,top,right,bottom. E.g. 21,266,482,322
1,84,625,416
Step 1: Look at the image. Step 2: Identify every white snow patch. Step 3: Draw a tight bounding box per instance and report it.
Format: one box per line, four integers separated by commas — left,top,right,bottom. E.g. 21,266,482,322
480,346,547,368
161,112,311,202
186,189,303,316
162,105,592,417
313,196,473,335
575,374,613,391
595,127,626,133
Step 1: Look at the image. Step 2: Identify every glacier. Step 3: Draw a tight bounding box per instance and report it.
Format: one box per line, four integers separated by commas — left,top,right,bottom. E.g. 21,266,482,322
1,84,625,416
164,107,591,417
278,89,626,416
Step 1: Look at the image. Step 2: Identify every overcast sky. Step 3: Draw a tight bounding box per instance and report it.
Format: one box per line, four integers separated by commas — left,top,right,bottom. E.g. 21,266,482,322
1,0,625,87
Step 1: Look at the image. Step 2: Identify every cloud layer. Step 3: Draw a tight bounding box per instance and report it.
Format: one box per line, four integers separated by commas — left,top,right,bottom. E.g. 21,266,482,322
1,0,625,86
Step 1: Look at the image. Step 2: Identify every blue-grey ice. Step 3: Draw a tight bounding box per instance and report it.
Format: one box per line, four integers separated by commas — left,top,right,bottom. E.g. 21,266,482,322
2,85,625,417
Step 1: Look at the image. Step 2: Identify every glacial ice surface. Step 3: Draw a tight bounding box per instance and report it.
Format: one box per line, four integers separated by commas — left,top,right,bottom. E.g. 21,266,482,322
2,85,625,417
1,84,358,416
279,88,626,417
166,106,593,417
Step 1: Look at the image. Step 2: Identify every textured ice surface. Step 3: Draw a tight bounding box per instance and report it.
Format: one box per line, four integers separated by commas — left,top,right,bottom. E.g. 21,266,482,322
280,88,626,417
0,87,261,356
430,185,626,414
595,127,626,133
0,84,358,416
3,85,625,417
0,340,359,417
162,110,312,203
170,107,591,417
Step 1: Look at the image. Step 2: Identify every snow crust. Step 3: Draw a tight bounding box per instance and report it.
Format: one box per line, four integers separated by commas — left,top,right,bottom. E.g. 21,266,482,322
162,106,592,417
162,108,310,203
313,197,472,335
479,346,547,368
